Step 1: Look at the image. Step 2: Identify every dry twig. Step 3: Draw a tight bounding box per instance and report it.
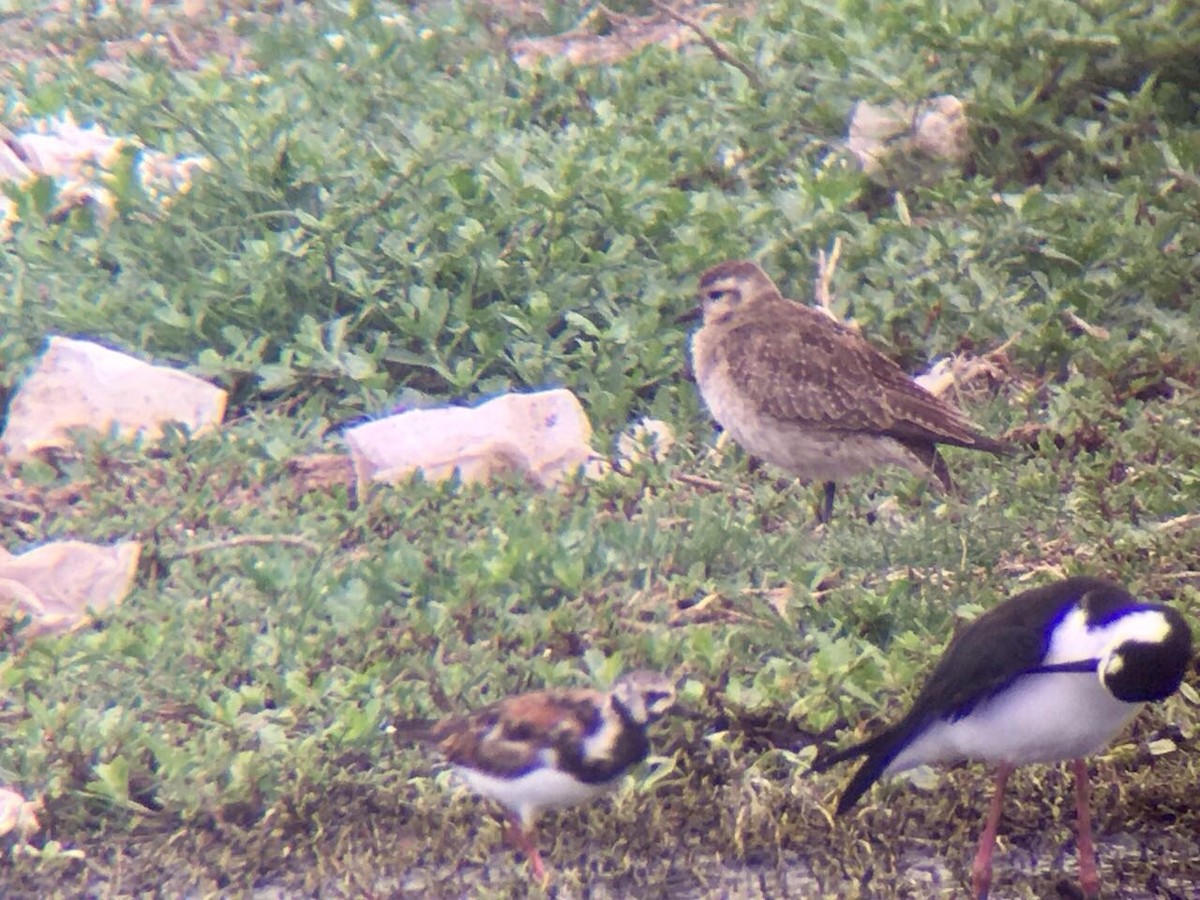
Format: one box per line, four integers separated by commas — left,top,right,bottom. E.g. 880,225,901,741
648,0,763,91
1155,513,1200,533
167,534,322,559
814,236,843,317
1063,310,1110,340
673,471,725,492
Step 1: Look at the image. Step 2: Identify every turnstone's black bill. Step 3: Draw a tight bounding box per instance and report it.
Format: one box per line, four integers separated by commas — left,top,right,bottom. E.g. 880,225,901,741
814,576,1193,899
690,259,1012,523
393,670,678,885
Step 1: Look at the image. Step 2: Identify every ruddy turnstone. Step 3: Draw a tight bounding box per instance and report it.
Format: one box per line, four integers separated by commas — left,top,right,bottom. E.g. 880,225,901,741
689,259,1011,522
394,670,679,885
814,576,1194,898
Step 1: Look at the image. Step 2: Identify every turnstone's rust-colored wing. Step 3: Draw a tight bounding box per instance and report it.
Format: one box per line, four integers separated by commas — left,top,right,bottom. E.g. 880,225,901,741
431,688,607,779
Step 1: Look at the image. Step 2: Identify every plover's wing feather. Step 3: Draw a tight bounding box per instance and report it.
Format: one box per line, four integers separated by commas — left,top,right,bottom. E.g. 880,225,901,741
722,303,1010,453
852,327,1012,454
432,688,604,779
721,307,896,432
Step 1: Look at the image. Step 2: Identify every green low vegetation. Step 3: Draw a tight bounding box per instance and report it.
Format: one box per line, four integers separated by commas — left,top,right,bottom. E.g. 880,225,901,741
1,0,1198,895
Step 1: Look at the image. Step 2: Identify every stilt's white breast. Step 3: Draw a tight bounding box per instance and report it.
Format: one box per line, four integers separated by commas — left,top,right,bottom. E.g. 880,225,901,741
887,671,1141,773
887,609,1155,773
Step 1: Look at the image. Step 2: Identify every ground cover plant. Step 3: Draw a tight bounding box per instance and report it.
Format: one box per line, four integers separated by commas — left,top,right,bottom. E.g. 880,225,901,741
1,0,1198,896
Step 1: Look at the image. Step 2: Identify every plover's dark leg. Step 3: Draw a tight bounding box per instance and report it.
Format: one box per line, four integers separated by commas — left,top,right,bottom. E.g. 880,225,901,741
820,480,836,524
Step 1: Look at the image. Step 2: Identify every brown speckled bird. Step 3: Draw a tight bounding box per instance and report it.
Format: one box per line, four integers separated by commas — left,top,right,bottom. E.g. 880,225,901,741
690,260,1011,521
393,671,678,885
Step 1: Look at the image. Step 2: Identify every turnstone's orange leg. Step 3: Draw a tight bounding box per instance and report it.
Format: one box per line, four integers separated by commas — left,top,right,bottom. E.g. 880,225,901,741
971,762,1012,899
1073,758,1100,898
503,816,548,886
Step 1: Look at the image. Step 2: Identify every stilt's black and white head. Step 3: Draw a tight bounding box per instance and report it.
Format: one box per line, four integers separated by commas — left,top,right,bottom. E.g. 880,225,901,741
1093,602,1192,703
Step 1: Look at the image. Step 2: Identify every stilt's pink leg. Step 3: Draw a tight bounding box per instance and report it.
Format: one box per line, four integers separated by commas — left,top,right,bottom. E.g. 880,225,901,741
1073,758,1100,898
971,763,1013,900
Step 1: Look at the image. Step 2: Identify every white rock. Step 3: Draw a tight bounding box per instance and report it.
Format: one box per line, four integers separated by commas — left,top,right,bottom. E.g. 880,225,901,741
914,357,958,397
0,112,209,237
0,540,141,641
0,787,41,840
0,336,227,460
914,352,1007,398
344,388,600,492
847,95,970,186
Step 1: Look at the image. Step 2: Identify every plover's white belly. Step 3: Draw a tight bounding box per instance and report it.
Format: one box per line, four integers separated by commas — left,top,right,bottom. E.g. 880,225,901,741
703,391,922,483
739,418,923,481
886,671,1142,773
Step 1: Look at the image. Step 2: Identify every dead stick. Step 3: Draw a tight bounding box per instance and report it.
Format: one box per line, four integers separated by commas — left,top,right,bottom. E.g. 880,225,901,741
166,534,322,559
648,1,764,92
815,236,843,313
674,471,725,492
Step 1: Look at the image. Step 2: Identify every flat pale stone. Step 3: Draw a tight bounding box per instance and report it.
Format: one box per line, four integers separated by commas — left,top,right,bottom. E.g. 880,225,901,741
914,353,1006,398
344,388,600,492
0,113,209,238
0,787,41,840
847,95,969,186
0,539,141,641
1,336,227,460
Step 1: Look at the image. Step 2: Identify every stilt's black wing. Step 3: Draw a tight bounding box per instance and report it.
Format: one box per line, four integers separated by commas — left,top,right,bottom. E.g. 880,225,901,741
818,580,1120,813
